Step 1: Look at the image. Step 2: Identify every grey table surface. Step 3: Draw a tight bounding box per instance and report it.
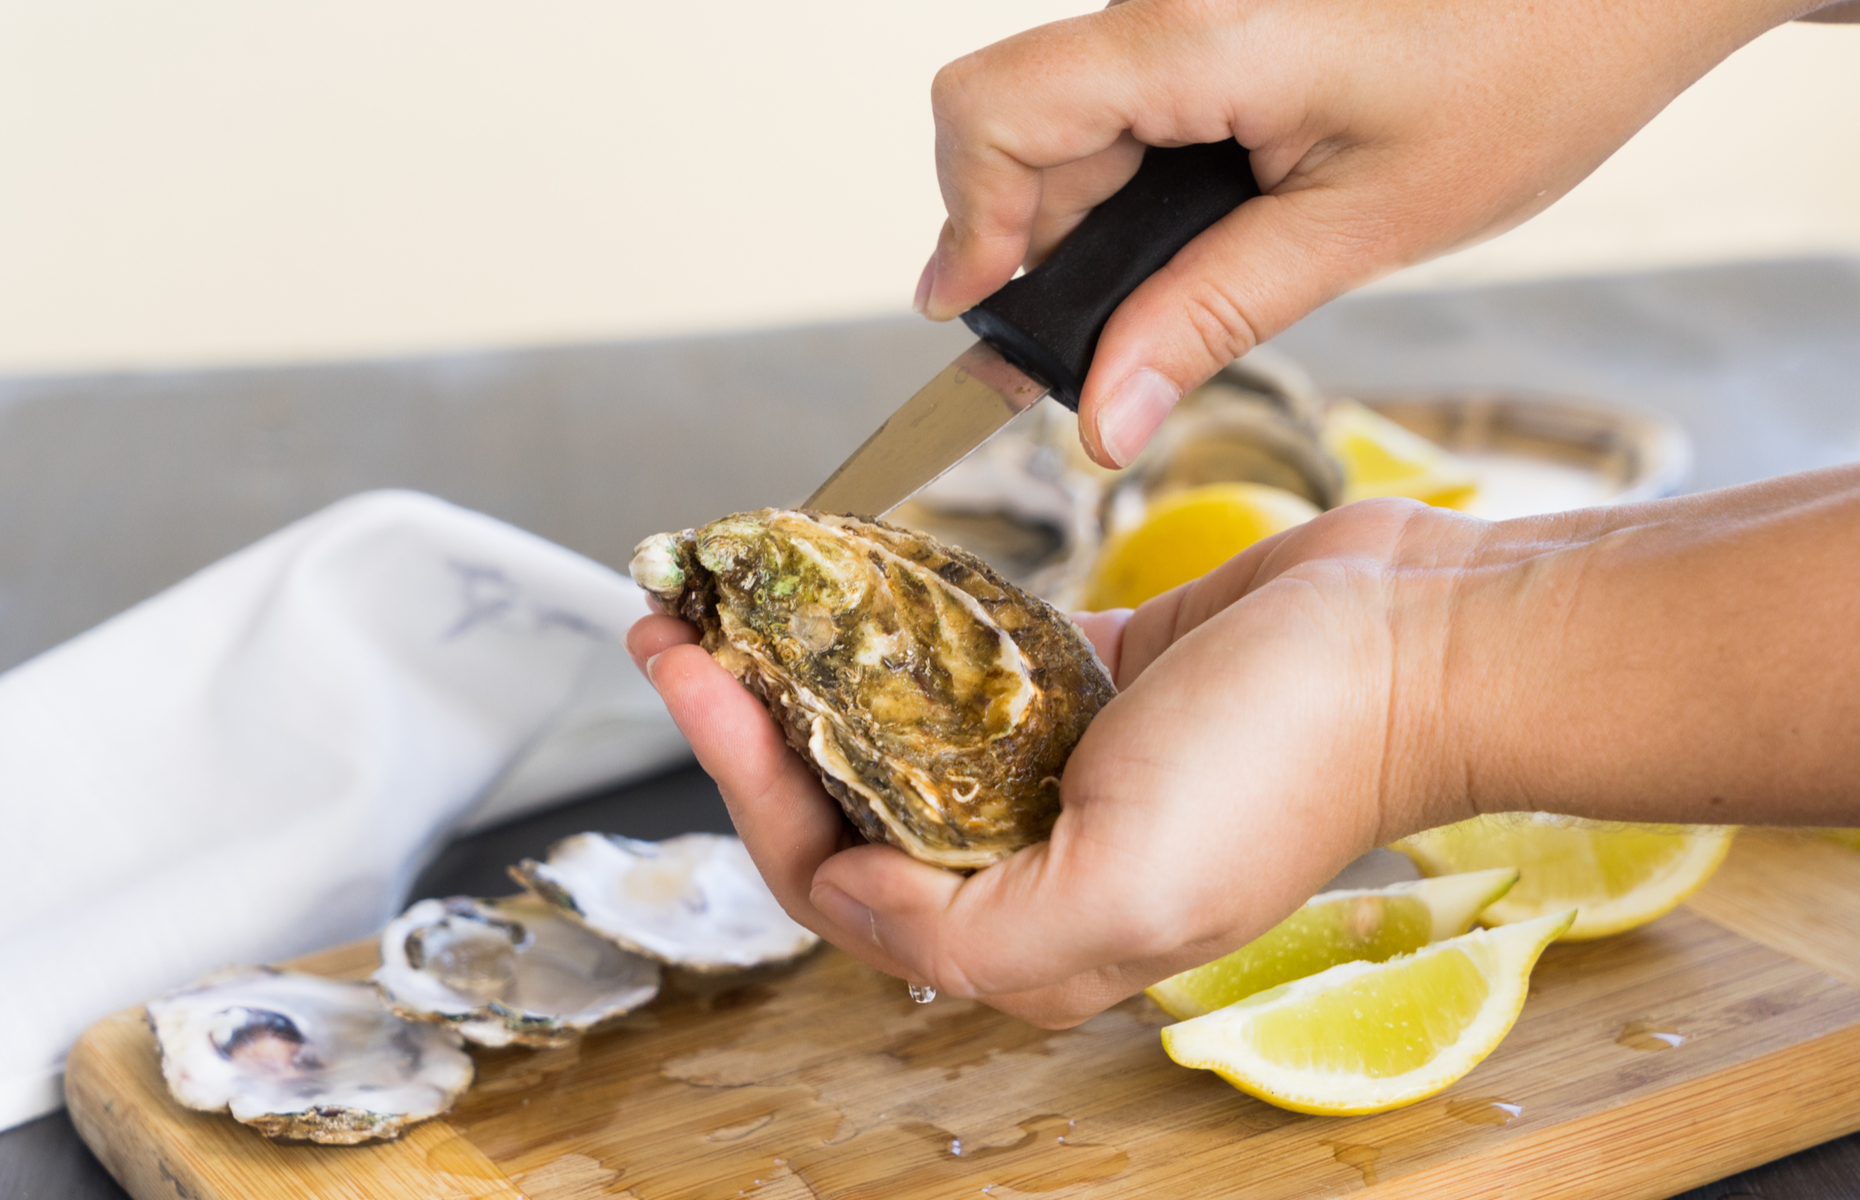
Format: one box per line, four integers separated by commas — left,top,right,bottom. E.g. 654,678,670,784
3,257,1859,1198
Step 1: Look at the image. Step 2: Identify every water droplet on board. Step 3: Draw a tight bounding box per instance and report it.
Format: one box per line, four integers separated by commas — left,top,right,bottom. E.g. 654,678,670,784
509,1153,621,1197
1446,1097,1524,1127
1328,1143,1380,1186
707,1113,776,1142
738,1163,822,1198
1617,1021,1686,1051
901,1116,1130,1192
424,1134,502,1179
909,983,937,1004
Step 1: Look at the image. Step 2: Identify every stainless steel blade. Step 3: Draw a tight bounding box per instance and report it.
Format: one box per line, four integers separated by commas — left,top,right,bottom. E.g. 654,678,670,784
804,340,1048,517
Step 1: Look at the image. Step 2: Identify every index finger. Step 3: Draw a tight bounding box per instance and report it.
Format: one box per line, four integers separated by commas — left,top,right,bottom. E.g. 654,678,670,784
631,629,921,981
922,6,1232,319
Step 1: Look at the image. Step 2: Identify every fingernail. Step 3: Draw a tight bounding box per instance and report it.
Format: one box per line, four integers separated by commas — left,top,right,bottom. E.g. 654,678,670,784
644,651,666,688
811,882,882,949
1096,368,1179,467
912,253,938,316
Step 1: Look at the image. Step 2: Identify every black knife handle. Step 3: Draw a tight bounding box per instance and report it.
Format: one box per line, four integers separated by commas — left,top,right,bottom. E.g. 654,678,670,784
960,139,1259,412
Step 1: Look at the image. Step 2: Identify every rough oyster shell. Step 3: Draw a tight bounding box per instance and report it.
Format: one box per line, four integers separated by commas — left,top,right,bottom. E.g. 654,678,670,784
631,509,1116,870
145,967,473,1143
374,895,661,1048
512,832,819,972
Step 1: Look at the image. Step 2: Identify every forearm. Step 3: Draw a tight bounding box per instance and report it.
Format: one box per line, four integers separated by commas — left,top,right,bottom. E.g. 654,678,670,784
1423,466,1860,829
1799,1,1860,23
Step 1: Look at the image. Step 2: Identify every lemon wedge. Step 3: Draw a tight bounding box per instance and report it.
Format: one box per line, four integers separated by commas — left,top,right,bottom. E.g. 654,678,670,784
1161,910,1572,1115
1146,869,1519,1020
1084,482,1318,610
1395,815,1734,941
1323,399,1478,509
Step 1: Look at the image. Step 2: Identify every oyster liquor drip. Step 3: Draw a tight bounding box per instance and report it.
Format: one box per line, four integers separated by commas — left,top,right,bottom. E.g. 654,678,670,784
632,509,1115,870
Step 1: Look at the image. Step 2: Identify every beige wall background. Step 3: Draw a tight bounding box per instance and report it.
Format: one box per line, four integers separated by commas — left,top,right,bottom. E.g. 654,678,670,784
0,2,1856,376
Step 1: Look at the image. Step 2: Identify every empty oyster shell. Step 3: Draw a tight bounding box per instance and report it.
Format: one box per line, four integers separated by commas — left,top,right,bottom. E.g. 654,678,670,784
145,967,473,1143
512,832,819,971
374,895,661,1047
1105,357,1344,530
631,509,1116,870
888,400,1097,596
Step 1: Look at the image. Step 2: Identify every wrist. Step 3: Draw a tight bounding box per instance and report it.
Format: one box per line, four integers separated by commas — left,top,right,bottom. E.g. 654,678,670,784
1426,468,1860,830
1373,504,1504,844
1427,512,1605,825
1374,501,1631,839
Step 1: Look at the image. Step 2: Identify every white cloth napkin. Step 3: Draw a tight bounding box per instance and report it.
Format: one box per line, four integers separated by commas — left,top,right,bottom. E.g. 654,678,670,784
0,490,690,1131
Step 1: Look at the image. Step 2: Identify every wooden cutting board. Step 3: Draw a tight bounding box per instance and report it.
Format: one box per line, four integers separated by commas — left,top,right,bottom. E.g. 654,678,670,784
64,830,1860,1200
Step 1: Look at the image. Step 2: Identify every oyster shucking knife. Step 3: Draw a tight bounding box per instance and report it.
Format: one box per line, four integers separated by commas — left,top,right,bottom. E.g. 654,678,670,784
805,139,1261,517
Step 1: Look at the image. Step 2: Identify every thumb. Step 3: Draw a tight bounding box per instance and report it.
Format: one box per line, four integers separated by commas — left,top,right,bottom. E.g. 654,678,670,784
1077,180,1401,468
809,674,1237,1009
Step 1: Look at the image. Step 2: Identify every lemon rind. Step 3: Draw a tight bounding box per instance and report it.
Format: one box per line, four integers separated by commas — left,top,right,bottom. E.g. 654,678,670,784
1144,868,1519,1020
1478,832,1732,939
1160,910,1572,1115
1323,399,1479,509
1083,482,1319,611
1811,827,1860,851
1398,821,1735,941
1411,867,1521,941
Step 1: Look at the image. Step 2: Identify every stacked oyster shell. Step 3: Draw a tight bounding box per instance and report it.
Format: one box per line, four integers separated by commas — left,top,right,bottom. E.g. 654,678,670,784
373,894,662,1049
147,832,816,1143
143,345,1356,1146
509,832,819,972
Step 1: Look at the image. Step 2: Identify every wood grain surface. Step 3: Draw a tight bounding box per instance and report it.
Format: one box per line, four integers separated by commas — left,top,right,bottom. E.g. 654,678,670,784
64,830,1860,1200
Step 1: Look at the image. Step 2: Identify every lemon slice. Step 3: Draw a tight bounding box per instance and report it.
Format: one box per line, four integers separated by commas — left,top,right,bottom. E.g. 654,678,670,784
1161,910,1572,1115
1323,399,1478,509
1146,869,1519,1020
1811,828,1860,851
1395,814,1735,941
1083,482,1318,610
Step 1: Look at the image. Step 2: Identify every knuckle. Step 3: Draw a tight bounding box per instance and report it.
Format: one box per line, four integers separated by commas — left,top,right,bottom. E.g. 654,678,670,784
1102,901,1181,964
929,55,984,126
1175,276,1262,373
926,949,991,1001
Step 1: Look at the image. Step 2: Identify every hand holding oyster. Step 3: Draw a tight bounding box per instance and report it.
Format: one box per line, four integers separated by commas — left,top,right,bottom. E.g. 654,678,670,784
631,509,1115,870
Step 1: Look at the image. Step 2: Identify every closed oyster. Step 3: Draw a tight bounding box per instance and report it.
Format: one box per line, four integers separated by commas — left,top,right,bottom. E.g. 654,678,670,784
511,832,819,972
374,895,661,1047
145,967,473,1143
630,509,1116,870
